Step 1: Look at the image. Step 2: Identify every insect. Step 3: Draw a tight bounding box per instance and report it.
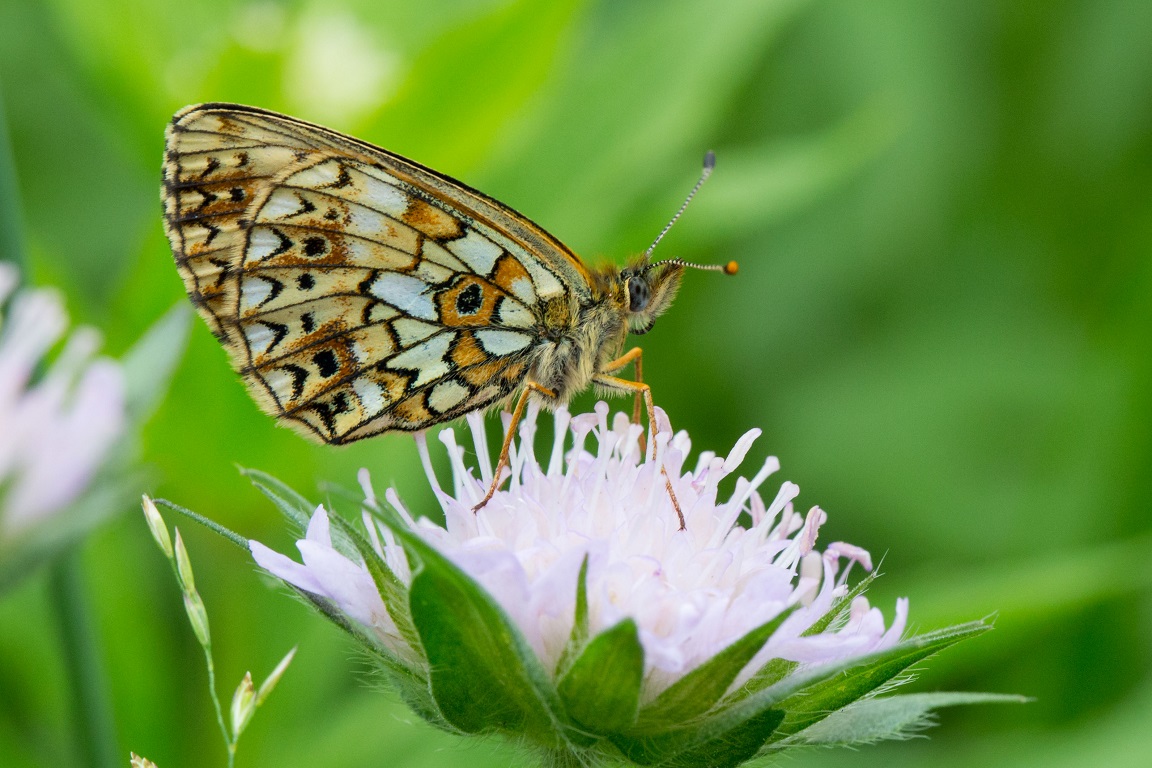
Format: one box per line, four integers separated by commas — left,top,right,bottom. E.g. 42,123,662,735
161,103,734,522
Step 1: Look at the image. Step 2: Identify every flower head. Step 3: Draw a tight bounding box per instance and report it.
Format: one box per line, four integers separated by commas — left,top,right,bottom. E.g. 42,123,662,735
0,264,126,541
243,402,1003,765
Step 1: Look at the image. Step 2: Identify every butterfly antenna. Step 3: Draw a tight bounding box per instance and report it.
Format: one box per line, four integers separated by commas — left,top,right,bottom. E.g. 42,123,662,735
644,150,716,260
648,257,738,275
642,151,738,277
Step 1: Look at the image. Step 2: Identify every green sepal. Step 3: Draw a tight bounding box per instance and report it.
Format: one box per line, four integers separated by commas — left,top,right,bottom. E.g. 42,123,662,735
763,618,992,744
610,706,785,767
557,618,643,734
657,707,784,768
241,467,315,531
613,618,989,764
371,500,570,745
777,691,1029,748
635,605,797,728
407,559,560,739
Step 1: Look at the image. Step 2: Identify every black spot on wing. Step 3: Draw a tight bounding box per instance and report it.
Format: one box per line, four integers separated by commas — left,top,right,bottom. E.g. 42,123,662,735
282,364,308,401
456,282,482,315
266,321,289,352
269,228,293,259
313,349,339,378
303,236,327,257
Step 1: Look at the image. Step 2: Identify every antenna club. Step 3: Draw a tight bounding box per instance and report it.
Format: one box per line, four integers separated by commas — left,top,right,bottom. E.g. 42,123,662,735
704,150,716,171
723,260,738,275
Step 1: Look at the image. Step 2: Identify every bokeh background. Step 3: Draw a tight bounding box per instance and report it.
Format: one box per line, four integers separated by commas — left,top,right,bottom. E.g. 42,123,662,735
2,0,1150,766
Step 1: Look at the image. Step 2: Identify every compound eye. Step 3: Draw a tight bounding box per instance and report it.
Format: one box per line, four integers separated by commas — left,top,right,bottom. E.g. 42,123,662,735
627,278,650,312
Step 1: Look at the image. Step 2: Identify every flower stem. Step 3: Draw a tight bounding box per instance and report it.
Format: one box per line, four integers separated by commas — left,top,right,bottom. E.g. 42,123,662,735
50,552,120,768
198,639,236,768
0,77,26,268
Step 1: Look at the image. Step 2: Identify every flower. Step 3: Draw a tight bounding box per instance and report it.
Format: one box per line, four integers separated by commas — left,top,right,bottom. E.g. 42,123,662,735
0,264,126,541
257,403,904,689
243,402,1001,765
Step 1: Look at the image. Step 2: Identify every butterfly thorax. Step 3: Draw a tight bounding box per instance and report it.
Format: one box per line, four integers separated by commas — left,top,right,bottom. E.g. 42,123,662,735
527,265,629,403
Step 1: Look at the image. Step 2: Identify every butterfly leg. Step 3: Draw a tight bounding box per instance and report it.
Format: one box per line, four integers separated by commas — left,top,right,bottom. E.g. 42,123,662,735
472,380,557,513
602,347,645,427
592,374,685,530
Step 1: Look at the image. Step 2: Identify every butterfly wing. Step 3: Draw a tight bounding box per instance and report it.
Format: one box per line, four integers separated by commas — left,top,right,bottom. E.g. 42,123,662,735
162,103,588,443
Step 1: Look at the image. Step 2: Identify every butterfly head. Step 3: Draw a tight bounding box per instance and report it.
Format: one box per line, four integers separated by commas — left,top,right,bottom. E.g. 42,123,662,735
622,257,736,335
618,149,736,336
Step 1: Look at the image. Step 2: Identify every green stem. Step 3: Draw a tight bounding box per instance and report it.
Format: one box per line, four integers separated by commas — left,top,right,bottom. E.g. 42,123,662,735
198,639,236,768
0,76,26,268
50,552,121,768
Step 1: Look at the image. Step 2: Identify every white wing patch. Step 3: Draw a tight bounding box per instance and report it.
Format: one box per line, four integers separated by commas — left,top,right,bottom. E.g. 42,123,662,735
428,379,469,413
387,332,452,386
475,329,533,356
392,317,439,347
446,230,501,276
369,272,436,320
497,298,534,328
353,378,388,417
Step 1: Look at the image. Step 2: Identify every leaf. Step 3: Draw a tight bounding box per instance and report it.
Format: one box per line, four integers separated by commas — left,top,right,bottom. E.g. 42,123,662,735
690,102,897,238
376,511,568,743
484,0,809,256
557,618,643,734
610,707,785,767
370,0,586,174
242,467,315,530
778,692,1030,747
636,606,796,728
763,619,993,743
610,619,990,765
408,558,560,740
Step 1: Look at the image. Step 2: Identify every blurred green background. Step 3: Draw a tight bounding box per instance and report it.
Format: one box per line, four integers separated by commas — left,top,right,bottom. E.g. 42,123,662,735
2,0,1150,765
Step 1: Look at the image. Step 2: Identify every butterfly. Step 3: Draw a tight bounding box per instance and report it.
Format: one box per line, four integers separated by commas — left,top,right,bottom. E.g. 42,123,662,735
161,103,734,518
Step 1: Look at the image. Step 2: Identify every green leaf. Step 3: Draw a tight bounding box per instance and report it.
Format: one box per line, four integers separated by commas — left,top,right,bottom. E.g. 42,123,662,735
408,560,560,740
557,618,643,734
242,467,316,530
636,606,797,728
764,619,993,743
658,707,785,768
484,0,808,256
609,619,990,764
778,691,1030,747
690,102,897,238
119,302,191,425
370,0,586,175
376,510,567,743
610,706,785,767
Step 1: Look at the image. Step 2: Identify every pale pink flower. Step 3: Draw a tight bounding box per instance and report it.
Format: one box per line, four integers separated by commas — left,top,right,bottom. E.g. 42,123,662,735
0,264,126,539
251,401,907,699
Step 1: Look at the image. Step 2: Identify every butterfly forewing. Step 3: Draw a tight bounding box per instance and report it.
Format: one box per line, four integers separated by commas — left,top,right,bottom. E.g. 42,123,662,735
162,103,582,443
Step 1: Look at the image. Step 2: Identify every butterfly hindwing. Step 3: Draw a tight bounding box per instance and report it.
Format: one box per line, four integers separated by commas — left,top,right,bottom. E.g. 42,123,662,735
162,103,582,443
